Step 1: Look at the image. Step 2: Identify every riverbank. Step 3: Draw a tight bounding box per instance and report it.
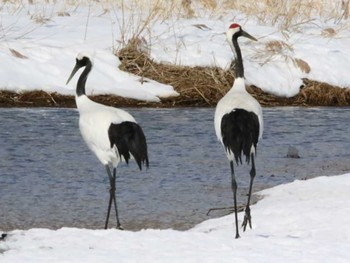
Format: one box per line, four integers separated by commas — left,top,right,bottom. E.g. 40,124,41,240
2,79,349,108
2,46,350,109
1,81,349,108
1,1,350,108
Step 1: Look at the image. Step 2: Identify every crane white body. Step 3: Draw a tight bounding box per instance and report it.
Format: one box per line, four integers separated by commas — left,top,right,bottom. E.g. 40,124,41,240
214,78,263,160
76,95,136,167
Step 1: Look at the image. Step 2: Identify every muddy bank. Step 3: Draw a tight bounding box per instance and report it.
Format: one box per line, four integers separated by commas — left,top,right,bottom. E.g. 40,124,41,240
1,78,350,108
1,45,350,108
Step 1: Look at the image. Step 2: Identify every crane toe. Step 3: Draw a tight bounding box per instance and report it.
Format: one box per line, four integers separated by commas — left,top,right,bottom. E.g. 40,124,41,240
242,206,252,231
116,224,124,230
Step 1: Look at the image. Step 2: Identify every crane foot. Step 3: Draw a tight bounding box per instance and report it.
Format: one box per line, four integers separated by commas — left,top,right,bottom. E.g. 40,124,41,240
242,207,252,231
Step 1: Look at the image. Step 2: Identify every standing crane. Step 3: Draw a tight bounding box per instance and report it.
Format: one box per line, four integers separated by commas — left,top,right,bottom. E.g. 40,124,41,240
214,24,263,238
66,53,149,230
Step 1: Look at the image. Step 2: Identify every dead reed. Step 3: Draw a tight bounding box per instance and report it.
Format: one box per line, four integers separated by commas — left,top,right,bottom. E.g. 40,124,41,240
117,39,234,106
116,39,350,107
2,38,350,108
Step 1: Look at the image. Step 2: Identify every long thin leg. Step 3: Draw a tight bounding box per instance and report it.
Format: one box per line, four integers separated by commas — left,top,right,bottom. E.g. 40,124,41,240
242,153,256,231
104,165,123,230
104,165,114,229
230,161,240,239
112,168,123,230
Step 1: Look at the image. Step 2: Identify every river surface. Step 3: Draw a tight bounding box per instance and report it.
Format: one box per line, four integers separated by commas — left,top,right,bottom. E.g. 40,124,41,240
0,107,350,231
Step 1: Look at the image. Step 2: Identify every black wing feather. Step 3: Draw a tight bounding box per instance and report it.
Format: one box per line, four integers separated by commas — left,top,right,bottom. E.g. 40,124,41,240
108,121,149,170
221,109,259,164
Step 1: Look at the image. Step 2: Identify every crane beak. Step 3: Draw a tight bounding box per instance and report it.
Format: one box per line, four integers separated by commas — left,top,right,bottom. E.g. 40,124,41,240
66,63,81,85
241,30,258,41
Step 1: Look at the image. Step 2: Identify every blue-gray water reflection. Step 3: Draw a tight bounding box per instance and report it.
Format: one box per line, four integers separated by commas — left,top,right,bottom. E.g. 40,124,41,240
0,107,349,231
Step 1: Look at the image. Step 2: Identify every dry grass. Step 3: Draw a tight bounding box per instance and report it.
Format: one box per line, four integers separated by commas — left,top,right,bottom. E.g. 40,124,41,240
9,48,28,59
217,0,347,28
117,39,234,106
294,58,311,74
7,1,349,27
0,90,73,107
1,0,350,108
297,79,350,106
253,40,312,75
3,41,349,108
116,41,350,107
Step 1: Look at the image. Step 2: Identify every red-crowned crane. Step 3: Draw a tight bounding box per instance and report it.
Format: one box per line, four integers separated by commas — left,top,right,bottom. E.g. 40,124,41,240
66,53,149,230
214,24,263,238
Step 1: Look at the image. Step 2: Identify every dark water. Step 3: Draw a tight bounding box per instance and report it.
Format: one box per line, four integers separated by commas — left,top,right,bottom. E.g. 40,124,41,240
0,107,350,231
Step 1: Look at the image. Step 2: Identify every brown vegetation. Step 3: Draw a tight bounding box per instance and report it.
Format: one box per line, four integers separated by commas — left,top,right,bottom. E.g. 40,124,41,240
1,44,350,108
1,1,349,108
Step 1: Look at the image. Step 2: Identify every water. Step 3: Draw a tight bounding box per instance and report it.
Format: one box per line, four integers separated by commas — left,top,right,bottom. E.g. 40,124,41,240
1,107,350,231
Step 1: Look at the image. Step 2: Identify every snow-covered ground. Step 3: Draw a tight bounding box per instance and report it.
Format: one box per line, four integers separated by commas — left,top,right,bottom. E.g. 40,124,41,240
1,1,350,101
1,173,349,262
1,1,350,262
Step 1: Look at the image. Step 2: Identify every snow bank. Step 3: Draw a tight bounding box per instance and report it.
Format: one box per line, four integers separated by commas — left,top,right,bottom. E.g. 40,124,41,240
1,2,350,100
1,174,349,262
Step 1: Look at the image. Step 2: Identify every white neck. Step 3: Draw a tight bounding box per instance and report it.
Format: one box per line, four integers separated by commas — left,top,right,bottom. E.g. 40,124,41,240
228,77,247,93
75,94,95,112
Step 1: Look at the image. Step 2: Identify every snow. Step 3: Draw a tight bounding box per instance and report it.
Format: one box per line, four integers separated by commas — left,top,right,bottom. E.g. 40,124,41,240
1,1,350,261
1,1,350,100
1,173,349,262
0,2,178,101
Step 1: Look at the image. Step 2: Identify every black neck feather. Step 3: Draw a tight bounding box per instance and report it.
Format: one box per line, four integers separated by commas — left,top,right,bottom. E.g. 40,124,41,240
231,35,244,79
76,60,92,97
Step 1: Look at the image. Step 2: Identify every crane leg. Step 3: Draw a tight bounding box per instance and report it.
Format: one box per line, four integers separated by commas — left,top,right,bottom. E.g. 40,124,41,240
105,188,112,229
112,168,123,230
0,233,7,241
242,153,256,231
104,165,123,230
230,161,240,239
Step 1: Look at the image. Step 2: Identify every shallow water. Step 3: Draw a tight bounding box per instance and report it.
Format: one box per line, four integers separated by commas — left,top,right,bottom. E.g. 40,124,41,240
0,107,350,231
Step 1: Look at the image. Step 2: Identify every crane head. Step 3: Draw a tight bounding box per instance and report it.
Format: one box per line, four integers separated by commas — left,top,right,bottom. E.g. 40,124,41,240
66,53,93,85
226,23,257,44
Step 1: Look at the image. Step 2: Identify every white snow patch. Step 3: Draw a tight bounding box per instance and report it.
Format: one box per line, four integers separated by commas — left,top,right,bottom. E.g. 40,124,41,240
1,174,349,262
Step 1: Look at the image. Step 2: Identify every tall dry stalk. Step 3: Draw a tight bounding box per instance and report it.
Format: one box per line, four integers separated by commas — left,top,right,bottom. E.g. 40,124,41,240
109,0,180,52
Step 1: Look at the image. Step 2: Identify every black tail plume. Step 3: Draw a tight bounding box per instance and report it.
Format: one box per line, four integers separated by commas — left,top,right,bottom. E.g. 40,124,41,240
221,109,259,165
108,121,149,170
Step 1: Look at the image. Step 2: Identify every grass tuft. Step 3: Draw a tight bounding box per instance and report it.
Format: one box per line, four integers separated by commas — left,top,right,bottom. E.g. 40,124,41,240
116,41,350,107
117,38,233,106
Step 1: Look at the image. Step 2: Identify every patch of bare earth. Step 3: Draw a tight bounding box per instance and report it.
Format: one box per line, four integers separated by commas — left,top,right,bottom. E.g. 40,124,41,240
1,44,350,108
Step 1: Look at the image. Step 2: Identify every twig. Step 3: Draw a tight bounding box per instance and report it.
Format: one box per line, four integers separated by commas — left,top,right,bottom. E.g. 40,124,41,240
44,91,58,106
206,205,245,216
194,86,211,105
84,1,92,41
